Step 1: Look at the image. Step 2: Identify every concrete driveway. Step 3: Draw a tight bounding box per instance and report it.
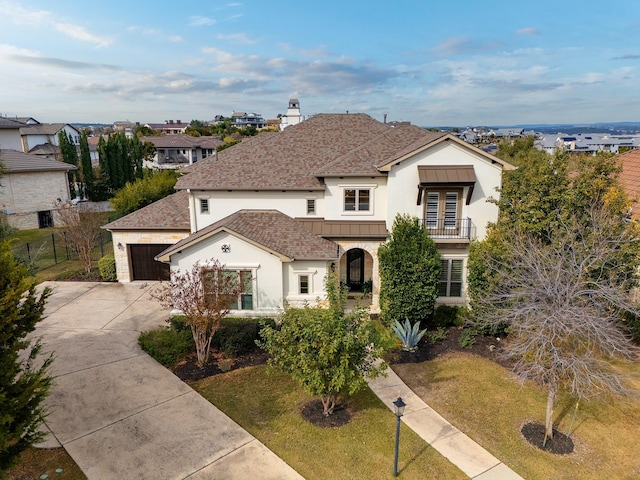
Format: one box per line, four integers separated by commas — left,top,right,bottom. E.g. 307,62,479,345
34,281,303,480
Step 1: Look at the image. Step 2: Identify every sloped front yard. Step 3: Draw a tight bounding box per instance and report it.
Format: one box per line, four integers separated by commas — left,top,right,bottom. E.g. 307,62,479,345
393,351,640,480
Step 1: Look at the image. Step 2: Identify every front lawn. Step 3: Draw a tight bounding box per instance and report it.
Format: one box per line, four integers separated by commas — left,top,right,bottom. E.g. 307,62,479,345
192,366,466,479
394,353,640,480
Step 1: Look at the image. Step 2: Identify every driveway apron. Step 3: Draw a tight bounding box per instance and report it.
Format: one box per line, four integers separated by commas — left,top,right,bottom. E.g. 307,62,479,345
34,281,303,480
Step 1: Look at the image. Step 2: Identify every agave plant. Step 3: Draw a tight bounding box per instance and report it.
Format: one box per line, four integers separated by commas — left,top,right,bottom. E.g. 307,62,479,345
393,318,427,352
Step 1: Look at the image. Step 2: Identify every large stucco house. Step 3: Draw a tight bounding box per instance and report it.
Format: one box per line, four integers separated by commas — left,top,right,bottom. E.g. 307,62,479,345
105,113,514,315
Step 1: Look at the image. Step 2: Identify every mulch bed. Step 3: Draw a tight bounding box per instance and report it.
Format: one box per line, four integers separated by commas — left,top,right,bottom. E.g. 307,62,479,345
520,421,575,455
301,399,353,427
388,326,511,368
171,349,270,382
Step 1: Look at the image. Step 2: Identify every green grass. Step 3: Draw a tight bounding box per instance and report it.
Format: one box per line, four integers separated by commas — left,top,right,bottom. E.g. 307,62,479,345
4,447,87,480
394,353,640,480
5,228,112,282
192,366,466,480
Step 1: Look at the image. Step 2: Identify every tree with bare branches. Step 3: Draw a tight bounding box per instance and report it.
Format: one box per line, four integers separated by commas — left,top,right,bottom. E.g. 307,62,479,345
151,259,244,365
55,202,108,273
472,206,640,442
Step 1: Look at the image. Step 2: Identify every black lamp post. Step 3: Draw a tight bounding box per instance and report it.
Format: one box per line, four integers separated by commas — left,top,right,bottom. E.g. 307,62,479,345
393,396,406,477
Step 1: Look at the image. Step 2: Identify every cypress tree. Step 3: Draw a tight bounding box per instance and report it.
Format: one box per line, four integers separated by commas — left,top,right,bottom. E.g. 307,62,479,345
0,242,53,471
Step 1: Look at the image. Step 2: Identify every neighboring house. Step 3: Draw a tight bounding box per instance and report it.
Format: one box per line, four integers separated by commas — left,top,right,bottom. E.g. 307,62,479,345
0,149,75,229
0,117,30,151
141,134,224,168
105,113,514,316
19,123,81,159
232,112,267,129
535,133,640,155
144,120,189,135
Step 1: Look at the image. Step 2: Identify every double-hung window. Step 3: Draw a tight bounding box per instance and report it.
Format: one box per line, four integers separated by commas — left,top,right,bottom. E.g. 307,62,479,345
438,259,463,297
203,269,253,310
344,188,370,212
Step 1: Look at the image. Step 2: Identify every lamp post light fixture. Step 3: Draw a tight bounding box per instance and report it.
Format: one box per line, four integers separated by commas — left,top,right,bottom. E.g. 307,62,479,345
393,396,406,477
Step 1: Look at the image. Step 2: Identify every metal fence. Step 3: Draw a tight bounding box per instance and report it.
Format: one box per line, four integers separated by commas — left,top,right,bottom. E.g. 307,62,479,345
11,230,113,272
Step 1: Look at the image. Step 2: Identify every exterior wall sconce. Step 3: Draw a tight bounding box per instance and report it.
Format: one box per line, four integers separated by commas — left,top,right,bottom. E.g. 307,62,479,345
117,242,124,251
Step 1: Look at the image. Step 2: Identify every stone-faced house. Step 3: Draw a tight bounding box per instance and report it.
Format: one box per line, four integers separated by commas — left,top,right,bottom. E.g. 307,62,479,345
105,113,514,315
0,149,75,229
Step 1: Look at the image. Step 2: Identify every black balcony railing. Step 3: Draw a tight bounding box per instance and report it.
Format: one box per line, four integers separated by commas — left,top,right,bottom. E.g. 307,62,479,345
420,217,473,239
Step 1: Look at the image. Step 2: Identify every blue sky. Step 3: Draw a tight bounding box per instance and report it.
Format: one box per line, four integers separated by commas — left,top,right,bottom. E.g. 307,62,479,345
1,0,639,127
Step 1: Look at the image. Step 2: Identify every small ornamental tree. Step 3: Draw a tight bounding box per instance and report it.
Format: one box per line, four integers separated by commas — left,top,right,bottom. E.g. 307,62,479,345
151,259,243,365
0,241,53,471
472,206,640,443
55,202,108,274
378,214,440,326
258,271,387,416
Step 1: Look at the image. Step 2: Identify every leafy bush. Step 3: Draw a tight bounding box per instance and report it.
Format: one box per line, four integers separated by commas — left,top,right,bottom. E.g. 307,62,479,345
393,318,428,352
426,326,448,344
138,327,193,366
98,253,117,281
430,304,468,328
212,317,276,358
459,328,477,348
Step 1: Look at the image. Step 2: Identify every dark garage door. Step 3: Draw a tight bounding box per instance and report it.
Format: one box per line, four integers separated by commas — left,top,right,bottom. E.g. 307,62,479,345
130,244,171,281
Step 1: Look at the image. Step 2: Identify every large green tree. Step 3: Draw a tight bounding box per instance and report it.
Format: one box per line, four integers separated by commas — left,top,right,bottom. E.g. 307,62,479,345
258,271,387,416
378,214,440,326
0,242,53,471
469,139,640,443
96,132,145,195
110,169,180,218
78,131,95,200
57,131,79,199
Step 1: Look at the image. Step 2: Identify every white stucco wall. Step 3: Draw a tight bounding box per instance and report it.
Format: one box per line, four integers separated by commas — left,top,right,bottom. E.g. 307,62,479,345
283,260,331,308
110,230,189,282
0,170,71,229
386,140,502,240
322,177,387,222
190,190,324,230
0,130,22,150
169,231,285,315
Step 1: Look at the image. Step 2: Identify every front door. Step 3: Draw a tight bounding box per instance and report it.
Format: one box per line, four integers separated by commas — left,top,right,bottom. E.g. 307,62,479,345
346,248,364,292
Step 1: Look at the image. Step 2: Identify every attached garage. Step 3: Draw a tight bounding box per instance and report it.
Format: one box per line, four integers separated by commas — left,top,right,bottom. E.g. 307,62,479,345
129,244,171,280
103,191,191,283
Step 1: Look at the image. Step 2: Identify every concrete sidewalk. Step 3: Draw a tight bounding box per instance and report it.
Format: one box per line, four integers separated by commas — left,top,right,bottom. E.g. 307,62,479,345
34,281,303,480
368,365,524,479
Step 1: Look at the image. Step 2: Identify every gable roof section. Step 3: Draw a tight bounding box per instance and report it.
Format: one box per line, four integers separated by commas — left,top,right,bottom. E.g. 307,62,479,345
19,123,79,136
175,114,390,191
0,149,75,172
314,126,446,177
156,210,341,262
141,134,224,149
376,134,516,172
617,148,640,215
103,190,190,231
0,118,27,129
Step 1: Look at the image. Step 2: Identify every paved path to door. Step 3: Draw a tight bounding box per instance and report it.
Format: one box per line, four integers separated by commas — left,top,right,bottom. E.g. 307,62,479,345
34,281,303,480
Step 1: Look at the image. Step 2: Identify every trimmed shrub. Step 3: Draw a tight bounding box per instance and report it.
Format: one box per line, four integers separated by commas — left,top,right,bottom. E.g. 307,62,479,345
138,327,194,366
98,253,117,281
212,317,276,358
430,304,467,328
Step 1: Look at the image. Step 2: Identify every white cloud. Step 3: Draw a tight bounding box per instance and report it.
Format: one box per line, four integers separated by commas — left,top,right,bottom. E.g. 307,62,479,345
188,16,215,26
169,35,184,43
216,33,257,44
54,23,113,47
516,27,539,35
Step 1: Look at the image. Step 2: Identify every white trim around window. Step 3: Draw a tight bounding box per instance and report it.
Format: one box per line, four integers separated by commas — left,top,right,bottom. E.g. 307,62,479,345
339,184,376,216
292,269,318,297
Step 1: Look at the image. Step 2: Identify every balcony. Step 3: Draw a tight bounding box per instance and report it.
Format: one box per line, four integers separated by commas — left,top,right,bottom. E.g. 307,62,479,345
420,217,474,240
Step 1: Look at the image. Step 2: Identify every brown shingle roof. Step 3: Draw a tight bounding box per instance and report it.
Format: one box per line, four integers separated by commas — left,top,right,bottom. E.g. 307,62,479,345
175,114,391,191
157,210,341,262
19,123,78,136
618,148,640,214
0,149,75,172
103,190,190,231
314,126,446,177
141,134,224,149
